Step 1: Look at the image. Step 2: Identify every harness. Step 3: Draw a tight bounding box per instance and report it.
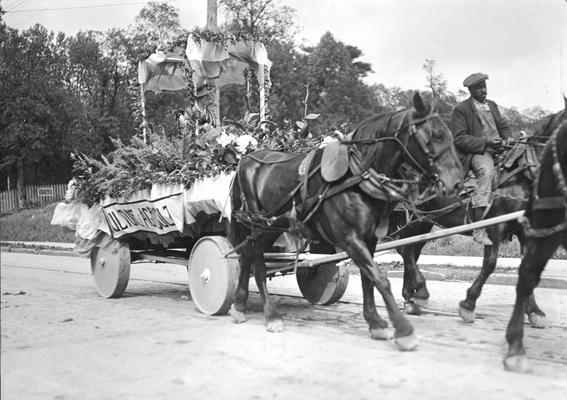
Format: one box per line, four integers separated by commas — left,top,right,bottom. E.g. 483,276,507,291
387,138,544,237
233,109,450,248
523,127,567,237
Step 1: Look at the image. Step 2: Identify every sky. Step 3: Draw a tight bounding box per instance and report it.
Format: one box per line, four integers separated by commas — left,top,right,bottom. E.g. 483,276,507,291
3,0,567,112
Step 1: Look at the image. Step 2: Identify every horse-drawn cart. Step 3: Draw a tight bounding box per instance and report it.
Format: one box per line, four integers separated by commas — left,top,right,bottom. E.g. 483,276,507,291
52,172,351,315
52,171,526,316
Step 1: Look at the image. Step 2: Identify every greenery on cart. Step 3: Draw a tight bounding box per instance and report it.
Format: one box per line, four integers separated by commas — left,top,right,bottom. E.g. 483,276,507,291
71,113,324,206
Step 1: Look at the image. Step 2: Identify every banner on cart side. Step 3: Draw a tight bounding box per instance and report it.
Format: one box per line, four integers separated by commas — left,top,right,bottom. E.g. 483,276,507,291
102,193,184,238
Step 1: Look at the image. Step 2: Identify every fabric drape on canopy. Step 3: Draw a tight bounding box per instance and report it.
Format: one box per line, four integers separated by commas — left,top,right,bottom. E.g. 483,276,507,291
186,37,272,121
138,51,187,94
185,38,272,88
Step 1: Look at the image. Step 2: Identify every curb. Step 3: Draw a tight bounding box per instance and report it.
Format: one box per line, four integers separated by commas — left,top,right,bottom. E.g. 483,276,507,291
387,269,566,289
1,241,78,257
486,274,567,290
1,247,80,257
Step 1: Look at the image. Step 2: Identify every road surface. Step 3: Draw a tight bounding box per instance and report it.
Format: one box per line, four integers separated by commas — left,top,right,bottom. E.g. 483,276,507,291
1,252,566,400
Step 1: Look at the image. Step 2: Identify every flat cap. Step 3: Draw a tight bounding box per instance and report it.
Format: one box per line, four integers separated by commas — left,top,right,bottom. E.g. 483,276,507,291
463,72,488,87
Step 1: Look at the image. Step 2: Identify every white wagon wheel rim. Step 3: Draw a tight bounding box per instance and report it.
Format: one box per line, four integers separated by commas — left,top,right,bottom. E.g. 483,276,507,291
90,242,130,298
188,236,240,315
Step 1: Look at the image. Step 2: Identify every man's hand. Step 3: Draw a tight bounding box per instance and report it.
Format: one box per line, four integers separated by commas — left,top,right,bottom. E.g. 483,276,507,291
486,137,504,153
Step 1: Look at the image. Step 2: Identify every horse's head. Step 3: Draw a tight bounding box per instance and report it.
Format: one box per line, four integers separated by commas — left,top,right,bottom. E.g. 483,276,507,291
401,92,463,197
519,104,567,179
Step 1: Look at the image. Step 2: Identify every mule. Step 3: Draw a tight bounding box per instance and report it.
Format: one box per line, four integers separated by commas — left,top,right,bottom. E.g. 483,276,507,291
228,92,463,350
503,120,567,373
389,106,566,323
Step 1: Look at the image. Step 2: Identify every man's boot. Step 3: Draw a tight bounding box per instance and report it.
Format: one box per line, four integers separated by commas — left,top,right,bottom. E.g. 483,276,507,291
472,207,493,245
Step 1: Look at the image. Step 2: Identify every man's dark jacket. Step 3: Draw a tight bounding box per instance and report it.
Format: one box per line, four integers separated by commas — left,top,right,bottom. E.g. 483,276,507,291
451,98,515,174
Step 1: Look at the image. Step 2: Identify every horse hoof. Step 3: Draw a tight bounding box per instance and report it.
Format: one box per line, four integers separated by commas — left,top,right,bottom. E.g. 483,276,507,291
411,297,429,309
369,328,390,340
229,305,247,324
503,354,532,373
266,318,284,333
404,301,422,316
394,333,419,351
528,313,548,329
458,306,475,323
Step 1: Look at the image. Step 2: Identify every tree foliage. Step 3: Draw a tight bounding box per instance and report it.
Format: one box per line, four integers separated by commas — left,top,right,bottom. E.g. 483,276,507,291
0,0,552,208
0,25,75,205
302,32,379,134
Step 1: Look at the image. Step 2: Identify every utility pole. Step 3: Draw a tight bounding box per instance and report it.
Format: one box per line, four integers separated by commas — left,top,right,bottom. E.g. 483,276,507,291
206,0,221,127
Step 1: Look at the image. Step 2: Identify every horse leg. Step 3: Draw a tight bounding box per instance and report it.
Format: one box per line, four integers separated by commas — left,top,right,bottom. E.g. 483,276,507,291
229,251,252,323
346,239,417,351
504,236,560,373
252,252,284,332
459,243,499,323
401,242,429,315
525,292,548,329
517,234,548,329
361,274,390,340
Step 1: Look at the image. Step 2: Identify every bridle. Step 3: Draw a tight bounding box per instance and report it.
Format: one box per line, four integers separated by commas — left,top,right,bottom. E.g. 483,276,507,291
341,109,452,183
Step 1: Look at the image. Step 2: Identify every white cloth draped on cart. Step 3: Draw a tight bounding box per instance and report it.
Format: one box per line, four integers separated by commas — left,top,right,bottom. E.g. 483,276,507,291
51,172,235,242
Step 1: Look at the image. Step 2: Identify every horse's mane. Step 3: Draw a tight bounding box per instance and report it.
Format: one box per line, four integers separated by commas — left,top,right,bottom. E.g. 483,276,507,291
352,109,409,140
526,108,566,143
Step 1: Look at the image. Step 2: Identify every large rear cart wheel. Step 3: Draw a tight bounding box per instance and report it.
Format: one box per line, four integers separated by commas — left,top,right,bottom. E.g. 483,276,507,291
188,236,240,315
296,262,349,305
90,242,130,298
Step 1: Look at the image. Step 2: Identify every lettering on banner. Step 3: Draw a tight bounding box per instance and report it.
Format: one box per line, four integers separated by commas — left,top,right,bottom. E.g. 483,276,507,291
103,195,182,238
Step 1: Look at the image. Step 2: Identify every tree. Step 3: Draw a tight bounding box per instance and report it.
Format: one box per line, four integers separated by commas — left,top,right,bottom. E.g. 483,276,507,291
303,32,379,134
0,25,75,204
65,29,140,155
422,59,447,97
421,59,458,116
127,2,189,138
371,83,415,112
220,0,298,43
128,1,186,56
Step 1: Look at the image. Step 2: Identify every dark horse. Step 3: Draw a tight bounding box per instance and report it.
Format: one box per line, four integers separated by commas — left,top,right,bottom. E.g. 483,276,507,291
389,105,566,323
503,120,567,373
229,93,463,350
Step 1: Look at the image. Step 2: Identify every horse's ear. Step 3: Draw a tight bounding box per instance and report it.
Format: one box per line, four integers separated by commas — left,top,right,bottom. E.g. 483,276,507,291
563,94,566,111
413,92,426,115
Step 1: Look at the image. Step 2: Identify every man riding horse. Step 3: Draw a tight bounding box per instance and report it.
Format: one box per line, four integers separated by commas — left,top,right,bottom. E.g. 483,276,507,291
452,72,519,245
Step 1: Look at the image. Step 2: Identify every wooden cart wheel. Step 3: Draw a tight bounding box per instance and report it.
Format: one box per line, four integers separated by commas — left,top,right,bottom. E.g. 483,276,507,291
296,262,349,305
188,236,240,315
90,242,130,298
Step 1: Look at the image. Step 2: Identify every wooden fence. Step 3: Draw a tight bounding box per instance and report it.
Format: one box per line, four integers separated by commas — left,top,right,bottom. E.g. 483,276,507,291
0,183,67,215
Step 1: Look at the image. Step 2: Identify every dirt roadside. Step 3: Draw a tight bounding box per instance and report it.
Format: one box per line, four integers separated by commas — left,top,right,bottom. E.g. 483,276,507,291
1,252,566,400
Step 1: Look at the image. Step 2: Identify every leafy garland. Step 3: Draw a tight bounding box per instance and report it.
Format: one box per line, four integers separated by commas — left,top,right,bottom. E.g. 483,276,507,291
189,28,266,49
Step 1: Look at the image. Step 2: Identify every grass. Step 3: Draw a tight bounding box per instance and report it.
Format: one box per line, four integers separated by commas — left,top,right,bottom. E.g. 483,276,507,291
0,203,565,259
0,203,76,243
421,232,522,258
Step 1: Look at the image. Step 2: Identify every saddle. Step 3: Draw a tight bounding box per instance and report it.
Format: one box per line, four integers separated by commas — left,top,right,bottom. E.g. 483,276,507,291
298,141,350,183
495,143,538,187
321,141,349,182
